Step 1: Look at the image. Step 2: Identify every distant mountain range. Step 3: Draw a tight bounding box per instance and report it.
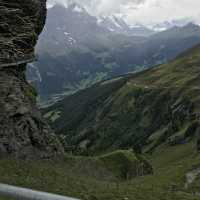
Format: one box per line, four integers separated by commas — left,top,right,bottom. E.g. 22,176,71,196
97,15,155,36
27,3,200,105
152,18,198,31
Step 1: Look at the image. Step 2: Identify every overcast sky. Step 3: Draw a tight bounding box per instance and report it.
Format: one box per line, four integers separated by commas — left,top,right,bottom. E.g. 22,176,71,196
47,0,200,25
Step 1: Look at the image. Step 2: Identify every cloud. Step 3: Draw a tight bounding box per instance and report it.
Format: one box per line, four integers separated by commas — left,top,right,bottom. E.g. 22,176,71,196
47,0,200,25
126,0,200,25
89,0,145,15
47,0,145,15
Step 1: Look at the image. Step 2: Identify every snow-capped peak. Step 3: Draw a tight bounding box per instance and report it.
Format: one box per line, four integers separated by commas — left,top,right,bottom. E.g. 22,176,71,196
108,15,123,29
97,15,154,36
129,23,145,29
151,19,197,32
97,15,128,32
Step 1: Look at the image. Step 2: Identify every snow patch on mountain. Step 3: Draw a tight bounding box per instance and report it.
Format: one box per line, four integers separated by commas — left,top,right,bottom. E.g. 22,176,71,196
64,32,70,36
151,18,198,32
108,16,123,29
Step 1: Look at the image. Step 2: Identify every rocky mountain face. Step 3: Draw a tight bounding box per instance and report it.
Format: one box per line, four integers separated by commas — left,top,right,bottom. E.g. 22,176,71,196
27,4,148,104
152,18,198,32
27,4,200,104
97,15,154,36
44,45,200,154
0,0,63,158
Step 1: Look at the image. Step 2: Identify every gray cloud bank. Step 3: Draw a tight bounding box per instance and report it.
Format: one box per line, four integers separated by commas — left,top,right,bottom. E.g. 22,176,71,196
47,0,200,25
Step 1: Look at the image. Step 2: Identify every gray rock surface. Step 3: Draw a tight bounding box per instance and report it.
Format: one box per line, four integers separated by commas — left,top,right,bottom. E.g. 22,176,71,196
0,0,64,158
0,0,46,66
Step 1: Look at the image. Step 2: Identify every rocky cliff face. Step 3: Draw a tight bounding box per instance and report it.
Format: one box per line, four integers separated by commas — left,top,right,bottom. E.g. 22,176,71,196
0,0,63,158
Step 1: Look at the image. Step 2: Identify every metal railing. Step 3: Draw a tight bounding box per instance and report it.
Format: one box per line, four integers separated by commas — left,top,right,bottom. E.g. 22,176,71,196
0,54,37,68
0,183,80,200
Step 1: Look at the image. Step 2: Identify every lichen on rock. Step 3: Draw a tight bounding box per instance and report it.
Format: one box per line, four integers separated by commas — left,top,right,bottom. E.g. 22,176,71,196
0,0,64,158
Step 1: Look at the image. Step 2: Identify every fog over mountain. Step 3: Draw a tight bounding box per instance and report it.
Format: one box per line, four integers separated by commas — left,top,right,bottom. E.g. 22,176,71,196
47,0,200,26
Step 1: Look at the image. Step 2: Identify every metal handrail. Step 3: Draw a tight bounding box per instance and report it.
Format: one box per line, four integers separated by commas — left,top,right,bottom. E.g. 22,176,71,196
0,183,80,200
0,54,37,68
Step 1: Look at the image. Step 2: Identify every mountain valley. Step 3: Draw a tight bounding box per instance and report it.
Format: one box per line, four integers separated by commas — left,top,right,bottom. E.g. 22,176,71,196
1,1,200,200
44,45,200,155
27,4,200,105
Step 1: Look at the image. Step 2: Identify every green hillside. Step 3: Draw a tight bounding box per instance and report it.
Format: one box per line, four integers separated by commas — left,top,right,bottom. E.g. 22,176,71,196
0,142,200,200
44,44,200,154
1,45,200,200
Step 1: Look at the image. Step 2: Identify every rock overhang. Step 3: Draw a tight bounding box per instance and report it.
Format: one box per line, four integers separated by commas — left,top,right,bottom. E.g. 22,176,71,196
0,0,46,67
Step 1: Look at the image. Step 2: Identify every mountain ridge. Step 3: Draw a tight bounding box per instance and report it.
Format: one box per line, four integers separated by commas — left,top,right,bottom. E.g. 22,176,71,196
27,3,200,105
44,44,200,154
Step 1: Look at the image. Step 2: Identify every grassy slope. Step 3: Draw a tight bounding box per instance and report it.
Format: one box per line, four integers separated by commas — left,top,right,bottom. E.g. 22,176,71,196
0,142,200,200
44,45,200,154
2,46,200,200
